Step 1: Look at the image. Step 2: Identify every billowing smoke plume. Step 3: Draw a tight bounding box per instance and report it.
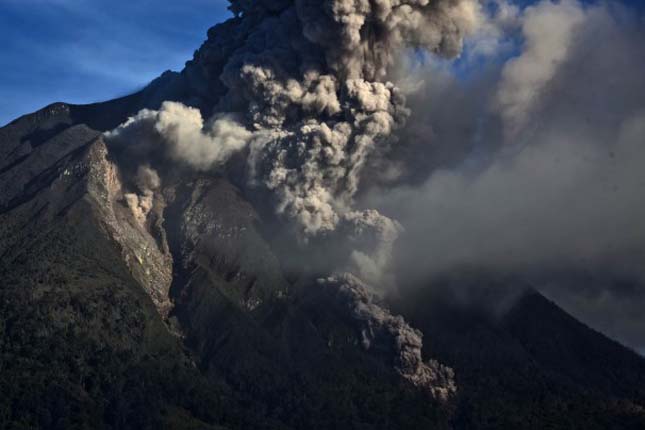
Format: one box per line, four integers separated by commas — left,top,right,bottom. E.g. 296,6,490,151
221,0,482,240
125,165,161,225
230,0,482,81
107,0,485,286
319,273,456,401
103,0,490,392
363,0,645,352
106,101,252,171
494,0,585,140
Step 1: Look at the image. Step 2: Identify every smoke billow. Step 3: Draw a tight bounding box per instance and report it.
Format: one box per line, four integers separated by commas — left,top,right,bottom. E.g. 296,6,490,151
102,0,494,396
106,101,253,170
107,0,486,285
319,273,456,400
371,0,645,276
124,165,161,225
105,0,645,356
226,0,482,244
363,0,645,351
494,0,585,140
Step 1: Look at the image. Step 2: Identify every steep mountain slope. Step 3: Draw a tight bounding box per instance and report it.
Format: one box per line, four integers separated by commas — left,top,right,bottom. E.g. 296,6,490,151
0,123,228,429
0,102,454,429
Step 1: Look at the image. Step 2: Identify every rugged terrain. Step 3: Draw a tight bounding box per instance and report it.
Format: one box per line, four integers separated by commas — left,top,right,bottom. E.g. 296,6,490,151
0,98,455,429
0,84,644,430
2,1,645,428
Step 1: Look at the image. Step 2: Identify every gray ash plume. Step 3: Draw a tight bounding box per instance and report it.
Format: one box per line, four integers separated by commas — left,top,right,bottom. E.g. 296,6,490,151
106,0,481,285
103,0,483,395
319,273,456,401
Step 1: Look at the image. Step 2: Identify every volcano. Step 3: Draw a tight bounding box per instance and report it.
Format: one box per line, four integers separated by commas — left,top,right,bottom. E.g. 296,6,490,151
1,1,645,429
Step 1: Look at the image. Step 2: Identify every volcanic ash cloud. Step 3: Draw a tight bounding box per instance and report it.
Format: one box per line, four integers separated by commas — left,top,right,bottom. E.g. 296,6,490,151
107,0,483,285
100,0,491,396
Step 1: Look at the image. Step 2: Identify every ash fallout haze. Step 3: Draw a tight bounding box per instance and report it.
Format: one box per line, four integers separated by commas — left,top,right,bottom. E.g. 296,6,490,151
1,0,645,429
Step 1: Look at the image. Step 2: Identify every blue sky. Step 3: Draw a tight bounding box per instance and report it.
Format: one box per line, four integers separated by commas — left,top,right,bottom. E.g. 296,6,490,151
0,0,231,126
1,0,643,126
